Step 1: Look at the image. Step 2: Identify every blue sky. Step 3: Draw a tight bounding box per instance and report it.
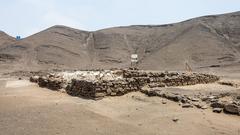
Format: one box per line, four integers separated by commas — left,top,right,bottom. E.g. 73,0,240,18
0,0,240,37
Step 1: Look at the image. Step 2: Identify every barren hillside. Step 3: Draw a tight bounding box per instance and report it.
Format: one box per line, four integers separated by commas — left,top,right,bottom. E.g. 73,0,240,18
0,11,240,72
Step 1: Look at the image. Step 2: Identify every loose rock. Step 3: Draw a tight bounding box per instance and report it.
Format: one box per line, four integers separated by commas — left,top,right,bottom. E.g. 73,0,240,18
224,104,240,115
182,103,193,108
210,102,225,108
213,108,223,113
172,117,179,122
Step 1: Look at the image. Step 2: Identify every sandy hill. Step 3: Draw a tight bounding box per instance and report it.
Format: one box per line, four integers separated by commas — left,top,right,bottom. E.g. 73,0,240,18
0,31,16,64
0,31,15,45
0,11,240,72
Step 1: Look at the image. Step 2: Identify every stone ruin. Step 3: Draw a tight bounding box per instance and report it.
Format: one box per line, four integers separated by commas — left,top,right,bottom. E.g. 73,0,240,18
30,69,219,99
66,70,219,99
30,69,240,115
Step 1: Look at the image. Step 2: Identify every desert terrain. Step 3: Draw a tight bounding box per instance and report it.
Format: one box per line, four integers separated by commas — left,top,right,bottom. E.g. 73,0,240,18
0,79,239,135
0,11,240,135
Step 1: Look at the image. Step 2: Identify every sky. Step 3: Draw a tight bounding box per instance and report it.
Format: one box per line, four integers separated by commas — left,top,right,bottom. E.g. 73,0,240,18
0,0,240,37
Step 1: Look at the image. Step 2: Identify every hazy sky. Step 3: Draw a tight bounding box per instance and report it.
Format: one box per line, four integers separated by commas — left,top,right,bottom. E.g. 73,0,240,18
0,0,240,37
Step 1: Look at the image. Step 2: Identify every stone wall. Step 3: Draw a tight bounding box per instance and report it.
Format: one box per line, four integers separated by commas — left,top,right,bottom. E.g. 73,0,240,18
30,69,219,99
66,78,142,99
65,70,219,99
30,74,66,90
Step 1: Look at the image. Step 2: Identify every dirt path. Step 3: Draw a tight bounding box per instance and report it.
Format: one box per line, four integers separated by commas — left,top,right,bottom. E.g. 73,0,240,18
0,80,239,135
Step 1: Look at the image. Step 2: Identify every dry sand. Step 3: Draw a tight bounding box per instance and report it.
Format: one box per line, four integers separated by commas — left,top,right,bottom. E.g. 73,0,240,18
0,79,239,135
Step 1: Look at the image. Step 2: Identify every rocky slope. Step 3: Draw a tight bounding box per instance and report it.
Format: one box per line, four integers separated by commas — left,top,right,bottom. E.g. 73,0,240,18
0,11,240,71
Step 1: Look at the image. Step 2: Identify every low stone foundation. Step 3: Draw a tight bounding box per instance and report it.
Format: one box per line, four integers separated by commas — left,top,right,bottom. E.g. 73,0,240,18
123,70,219,86
29,69,240,115
65,70,219,99
66,78,141,99
30,69,219,99
30,74,66,90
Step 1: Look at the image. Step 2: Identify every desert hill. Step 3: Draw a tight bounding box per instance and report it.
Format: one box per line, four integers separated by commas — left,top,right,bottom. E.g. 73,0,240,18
0,31,15,46
0,11,240,72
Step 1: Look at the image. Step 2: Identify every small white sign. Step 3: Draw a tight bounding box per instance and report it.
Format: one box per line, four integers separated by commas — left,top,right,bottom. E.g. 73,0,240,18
131,54,138,63
131,54,138,59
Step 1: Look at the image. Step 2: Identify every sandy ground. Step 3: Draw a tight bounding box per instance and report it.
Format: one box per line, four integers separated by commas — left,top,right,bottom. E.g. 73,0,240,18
0,79,240,135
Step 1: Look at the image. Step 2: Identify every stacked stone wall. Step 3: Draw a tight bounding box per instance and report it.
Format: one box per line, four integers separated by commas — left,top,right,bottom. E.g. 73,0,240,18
66,70,219,99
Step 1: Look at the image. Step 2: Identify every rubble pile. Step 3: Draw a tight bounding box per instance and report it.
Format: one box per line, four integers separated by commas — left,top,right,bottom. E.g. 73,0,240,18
58,70,123,82
142,88,240,116
218,80,240,88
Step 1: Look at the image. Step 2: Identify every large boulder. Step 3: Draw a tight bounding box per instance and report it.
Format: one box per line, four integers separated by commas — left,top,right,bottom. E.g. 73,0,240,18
224,104,240,115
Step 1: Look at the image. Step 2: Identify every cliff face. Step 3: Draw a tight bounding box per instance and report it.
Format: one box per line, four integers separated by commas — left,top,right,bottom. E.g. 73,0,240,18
0,11,240,71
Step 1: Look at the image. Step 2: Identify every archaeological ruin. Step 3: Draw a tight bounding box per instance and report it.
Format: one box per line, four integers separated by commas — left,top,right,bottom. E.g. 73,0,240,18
30,69,219,99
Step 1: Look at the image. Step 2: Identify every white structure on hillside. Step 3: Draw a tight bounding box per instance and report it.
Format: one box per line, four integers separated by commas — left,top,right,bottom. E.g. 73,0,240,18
131,54,138,68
